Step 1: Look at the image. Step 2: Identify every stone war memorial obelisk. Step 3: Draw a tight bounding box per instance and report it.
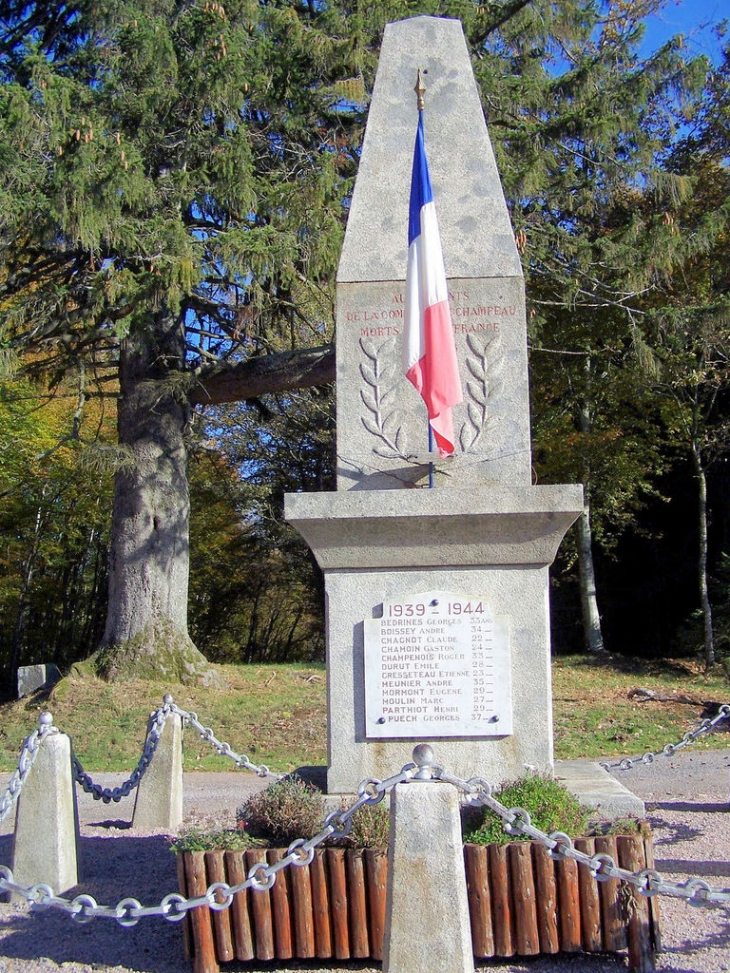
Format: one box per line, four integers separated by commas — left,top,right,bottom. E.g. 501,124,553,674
285,16,583,795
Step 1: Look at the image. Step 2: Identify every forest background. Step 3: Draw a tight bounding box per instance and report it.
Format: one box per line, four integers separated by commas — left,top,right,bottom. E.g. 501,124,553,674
1,0,729,698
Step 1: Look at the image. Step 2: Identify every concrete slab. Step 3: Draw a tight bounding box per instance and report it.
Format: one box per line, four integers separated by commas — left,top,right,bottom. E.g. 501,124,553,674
17,664,61,698
556,758,645,819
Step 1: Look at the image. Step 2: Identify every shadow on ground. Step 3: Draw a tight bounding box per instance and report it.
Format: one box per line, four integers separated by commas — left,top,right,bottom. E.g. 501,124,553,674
0,832,187,973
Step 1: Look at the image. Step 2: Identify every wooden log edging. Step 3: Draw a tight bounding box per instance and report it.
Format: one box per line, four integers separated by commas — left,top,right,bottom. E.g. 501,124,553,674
177,828,658,973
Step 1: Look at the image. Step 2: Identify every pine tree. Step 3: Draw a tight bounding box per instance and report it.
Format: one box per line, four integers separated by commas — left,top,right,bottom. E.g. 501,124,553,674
0,0,721,679
472,0,710,651
0,0,362,681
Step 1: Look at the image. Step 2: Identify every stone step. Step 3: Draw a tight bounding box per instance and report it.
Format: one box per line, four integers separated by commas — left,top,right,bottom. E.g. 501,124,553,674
556,758,646,819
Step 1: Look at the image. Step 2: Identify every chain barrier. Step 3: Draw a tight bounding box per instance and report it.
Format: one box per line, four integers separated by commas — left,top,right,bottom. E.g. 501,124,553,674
69,694,282,802
168,701,283,779
0,713,57,823
71,702,171,804
407,744,730,908
0,762,417,924
1,693,282,816
4,698,730,925
3,742,730,924
599,703,730,772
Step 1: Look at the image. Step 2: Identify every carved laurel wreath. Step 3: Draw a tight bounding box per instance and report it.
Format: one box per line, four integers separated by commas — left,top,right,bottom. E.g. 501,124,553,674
359,336,407,458
460,332,503,452
359,332,503,459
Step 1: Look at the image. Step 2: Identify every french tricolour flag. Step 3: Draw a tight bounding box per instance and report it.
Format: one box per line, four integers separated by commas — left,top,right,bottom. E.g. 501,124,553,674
403,110,463,457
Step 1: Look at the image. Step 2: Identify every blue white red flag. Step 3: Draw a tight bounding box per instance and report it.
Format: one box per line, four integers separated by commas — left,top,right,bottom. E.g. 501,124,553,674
403,111,463,457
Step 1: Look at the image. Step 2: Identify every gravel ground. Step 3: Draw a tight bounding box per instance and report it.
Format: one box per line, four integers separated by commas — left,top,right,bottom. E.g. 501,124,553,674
1,749,730,973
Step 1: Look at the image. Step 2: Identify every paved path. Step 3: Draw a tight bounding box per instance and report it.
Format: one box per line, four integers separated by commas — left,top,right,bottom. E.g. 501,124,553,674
1,748,729,972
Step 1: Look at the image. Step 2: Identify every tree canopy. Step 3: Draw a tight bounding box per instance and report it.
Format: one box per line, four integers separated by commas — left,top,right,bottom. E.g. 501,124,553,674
1,0,361,684
1,0,729,686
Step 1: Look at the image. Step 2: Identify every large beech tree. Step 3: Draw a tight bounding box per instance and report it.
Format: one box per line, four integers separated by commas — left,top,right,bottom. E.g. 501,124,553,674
0,0,352,681
0,0,720,680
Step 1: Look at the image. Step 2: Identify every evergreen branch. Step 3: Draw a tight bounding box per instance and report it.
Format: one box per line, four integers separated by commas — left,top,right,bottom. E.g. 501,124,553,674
483,0,535,34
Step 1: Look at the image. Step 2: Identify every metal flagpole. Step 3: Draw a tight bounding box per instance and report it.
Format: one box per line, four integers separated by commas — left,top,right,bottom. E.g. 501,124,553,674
415,69,436,490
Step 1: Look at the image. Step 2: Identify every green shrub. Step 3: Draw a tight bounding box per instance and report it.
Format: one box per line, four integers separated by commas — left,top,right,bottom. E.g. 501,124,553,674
462,774,588,847
236,775,324,846
333,800,390,849
170,825,260,853
235,776,390,849
175,773,592,853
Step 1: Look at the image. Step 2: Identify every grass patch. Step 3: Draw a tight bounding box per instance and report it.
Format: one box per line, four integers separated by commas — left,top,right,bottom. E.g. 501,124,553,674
552,654,730,759
0,663,326,773
170,825,261,853
0,654,727,773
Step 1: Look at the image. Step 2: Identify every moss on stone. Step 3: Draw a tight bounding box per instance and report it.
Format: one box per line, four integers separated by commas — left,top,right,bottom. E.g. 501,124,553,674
69,657,98,679
93,620,224,687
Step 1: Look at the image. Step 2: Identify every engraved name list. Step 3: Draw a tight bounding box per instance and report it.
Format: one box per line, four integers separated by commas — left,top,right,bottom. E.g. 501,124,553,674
363,590,512,739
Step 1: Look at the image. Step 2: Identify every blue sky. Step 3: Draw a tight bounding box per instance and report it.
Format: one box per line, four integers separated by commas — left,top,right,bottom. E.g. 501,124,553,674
642,0,727,63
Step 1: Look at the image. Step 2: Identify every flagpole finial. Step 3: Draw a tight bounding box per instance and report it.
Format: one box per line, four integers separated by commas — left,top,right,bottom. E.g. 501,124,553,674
414,68,426,111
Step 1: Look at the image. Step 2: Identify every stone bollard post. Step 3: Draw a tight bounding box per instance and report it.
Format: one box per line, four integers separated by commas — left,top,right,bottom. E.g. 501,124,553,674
12,713,79,895
383,745,474,973
132,699,183,831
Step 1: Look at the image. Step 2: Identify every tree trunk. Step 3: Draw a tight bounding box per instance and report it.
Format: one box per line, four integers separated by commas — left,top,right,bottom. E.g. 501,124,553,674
7,500,47,696
96,312,216,684
90,336,335,683
577,501,605,654
691,443,715,669
577,376,605,654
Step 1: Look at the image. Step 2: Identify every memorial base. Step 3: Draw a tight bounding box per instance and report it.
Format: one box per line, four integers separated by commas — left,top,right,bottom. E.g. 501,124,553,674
286,485,582,794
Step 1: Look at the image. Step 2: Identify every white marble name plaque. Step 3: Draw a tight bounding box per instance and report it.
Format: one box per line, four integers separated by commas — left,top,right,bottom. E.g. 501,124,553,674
363,591,512,739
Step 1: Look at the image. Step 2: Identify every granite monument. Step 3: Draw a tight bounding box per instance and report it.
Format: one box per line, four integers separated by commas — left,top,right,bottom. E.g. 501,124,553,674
285,15,583,794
